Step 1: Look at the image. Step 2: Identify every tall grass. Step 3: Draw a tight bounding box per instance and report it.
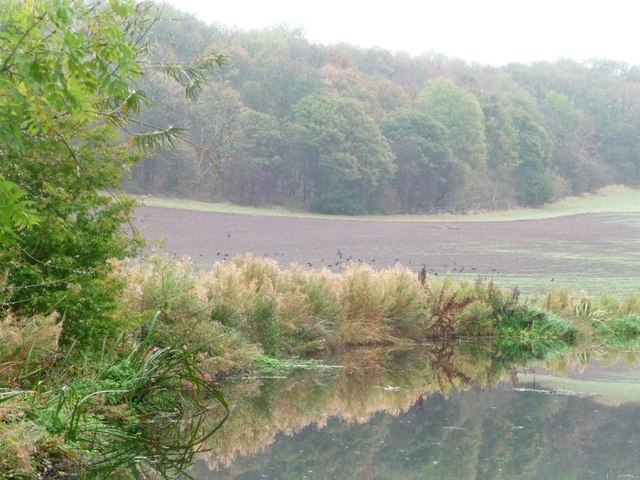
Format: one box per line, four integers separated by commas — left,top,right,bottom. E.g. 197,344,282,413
122,255,431,358
0,307,228,478
117,254,588,371
5,253,640,477
0,313,61,384
541,287,640,348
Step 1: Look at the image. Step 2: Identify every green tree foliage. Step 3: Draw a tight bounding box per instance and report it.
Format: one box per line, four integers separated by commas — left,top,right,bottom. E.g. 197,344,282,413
293,92,395,214
542,90,603,194
0,176,39,246
382,109,454,211
0,0,140,343
0,0,222,344
124,8,640,213
219,109,289,205
480,84,555,206
510,94,554,206
419,79,488,167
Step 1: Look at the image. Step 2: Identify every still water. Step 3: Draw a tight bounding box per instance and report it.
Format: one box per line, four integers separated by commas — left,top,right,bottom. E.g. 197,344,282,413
189,344,640,479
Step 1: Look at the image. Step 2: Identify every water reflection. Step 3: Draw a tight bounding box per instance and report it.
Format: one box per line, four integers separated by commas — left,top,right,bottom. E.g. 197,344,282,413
191,343,640,479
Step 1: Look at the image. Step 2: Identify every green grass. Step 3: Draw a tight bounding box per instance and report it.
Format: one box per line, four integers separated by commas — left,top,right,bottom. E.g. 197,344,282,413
135,185,640,222
484,274,640,298
516,373,640,406
0,313,229,479
253,355,322,376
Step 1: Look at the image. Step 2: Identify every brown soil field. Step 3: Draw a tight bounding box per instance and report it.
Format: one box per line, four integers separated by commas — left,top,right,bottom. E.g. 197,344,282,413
133,207,640,297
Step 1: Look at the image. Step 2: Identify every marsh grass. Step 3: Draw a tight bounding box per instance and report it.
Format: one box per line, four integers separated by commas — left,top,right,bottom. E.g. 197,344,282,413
119,254,591,368
6,252,640,477
0,313,61,384
0,310,229,479
540,287,640,348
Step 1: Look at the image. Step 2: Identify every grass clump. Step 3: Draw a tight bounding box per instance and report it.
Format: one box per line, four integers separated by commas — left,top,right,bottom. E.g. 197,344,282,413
539,287,640,347
592,314,640,348
0,416,50,479
0,314,61,383
119,256,261,376
121,255,585,361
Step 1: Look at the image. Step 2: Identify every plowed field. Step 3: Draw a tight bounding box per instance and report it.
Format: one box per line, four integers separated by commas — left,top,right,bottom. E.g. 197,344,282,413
133,207,640,296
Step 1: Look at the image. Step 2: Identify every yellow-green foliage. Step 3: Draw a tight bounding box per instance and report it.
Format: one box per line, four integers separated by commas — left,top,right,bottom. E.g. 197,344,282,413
118,255,261,376
0,313,60,382
119,255,436,362
0,419,46,479
541,286,576,317
458,300,495,336
338,265,387,344
536,287,640,346
276,266,340,353
0,397,55,480
116,254,600,374
379,267,427,340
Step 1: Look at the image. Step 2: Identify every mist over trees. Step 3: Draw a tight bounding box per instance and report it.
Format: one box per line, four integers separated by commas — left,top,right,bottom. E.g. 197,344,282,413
128,4,640,214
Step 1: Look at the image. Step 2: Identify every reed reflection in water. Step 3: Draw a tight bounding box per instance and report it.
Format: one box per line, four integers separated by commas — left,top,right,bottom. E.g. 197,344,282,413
190,342,640,479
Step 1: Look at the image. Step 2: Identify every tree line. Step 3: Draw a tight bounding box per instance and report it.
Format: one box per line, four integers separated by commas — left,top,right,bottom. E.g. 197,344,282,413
129,5,640,214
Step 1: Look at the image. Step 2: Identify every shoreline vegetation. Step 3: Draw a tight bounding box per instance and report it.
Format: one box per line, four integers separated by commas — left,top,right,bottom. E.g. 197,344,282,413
4,253,640,477
118,253,640,360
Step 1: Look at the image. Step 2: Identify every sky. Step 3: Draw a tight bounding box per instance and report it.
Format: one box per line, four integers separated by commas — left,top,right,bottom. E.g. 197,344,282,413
162,0,639,67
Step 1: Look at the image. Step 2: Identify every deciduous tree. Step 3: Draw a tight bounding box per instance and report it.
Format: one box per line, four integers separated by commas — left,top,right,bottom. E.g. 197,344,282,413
0,0,223,343
293,93,395,214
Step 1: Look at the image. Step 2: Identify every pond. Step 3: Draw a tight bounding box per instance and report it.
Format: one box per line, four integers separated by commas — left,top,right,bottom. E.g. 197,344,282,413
188,343,640,479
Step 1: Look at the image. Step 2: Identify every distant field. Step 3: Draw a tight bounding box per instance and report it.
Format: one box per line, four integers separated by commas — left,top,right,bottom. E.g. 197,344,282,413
133,186,640,298
136,185,640,222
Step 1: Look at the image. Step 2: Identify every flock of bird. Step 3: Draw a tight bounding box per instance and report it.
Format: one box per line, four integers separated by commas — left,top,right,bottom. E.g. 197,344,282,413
204,245,501,277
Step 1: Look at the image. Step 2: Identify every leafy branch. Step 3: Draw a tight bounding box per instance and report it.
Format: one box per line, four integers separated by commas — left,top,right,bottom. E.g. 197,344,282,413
142,53,229,100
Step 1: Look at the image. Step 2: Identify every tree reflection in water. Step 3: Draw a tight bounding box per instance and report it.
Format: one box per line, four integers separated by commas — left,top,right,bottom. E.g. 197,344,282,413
192,342,640,479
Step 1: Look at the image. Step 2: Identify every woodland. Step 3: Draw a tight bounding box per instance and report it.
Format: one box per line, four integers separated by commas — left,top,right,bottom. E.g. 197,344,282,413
129,4,640,214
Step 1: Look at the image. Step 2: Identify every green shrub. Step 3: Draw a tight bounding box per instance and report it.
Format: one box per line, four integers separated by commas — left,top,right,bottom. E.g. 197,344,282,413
595,314,640,347
310,189,367,215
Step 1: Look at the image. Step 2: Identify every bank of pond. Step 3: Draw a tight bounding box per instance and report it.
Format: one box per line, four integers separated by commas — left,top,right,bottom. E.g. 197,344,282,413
2,254,640,478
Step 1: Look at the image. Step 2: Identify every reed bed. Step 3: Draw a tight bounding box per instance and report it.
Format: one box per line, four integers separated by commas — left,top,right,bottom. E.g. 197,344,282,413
117,254,585,376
